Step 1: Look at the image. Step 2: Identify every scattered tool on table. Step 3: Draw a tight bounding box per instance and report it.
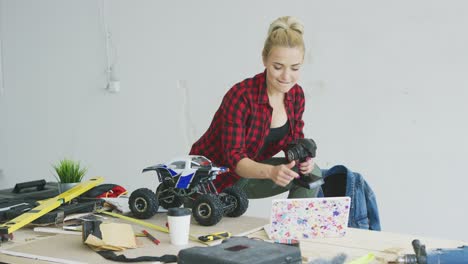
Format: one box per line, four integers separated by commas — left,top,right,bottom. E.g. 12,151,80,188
0,177,104,242
142,229,160,245
389,239,468,264
198,231,231,242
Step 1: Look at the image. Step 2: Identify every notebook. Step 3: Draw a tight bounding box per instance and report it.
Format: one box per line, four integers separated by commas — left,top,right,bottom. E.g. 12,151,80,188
268,197,351,240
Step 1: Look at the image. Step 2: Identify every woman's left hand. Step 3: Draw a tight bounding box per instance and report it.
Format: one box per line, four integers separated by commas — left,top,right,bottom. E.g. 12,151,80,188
299,157,314,174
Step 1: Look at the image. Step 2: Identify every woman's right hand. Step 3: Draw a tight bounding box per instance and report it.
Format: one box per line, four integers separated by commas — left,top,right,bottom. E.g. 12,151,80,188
269,161,299,187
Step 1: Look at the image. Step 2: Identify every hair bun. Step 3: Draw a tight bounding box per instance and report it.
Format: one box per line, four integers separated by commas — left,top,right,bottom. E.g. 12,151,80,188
262,16,305,60
268,16,304,36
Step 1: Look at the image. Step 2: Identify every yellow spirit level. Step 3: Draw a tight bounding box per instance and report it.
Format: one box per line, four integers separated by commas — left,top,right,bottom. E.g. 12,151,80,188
0,177,104,241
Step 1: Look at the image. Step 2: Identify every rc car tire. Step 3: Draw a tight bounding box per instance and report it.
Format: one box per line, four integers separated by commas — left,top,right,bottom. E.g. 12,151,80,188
129,188,159,219
221,186,249,217
156,184,183,209
192,194,224,226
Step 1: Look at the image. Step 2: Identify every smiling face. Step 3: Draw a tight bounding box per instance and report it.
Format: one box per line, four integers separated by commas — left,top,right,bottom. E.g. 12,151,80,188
263,46,304,95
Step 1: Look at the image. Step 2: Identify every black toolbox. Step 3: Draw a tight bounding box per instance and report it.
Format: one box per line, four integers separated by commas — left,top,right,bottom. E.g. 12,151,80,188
0,179,60,222
178,236,302,264
0,179,59,201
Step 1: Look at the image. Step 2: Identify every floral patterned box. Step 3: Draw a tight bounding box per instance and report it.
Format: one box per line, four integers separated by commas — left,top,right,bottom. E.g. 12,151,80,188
269,197,351,240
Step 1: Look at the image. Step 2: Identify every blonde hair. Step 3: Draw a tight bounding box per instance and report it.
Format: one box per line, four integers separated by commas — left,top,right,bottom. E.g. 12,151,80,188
262,16,305,61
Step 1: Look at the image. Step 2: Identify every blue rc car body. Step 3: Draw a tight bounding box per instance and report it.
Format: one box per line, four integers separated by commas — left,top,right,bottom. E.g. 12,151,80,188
129,155,249,226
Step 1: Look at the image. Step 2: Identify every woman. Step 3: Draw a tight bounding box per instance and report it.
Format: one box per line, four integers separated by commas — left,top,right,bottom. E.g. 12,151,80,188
190,16,321,199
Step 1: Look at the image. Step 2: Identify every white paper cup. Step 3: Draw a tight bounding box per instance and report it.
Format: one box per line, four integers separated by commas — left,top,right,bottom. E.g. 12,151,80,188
167,208,191,245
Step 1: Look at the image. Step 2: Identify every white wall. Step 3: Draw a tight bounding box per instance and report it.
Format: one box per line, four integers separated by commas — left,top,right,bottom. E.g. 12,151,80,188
1,0,467,241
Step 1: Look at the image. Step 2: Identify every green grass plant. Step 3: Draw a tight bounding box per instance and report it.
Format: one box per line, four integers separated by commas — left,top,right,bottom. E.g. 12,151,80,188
53,158,87,183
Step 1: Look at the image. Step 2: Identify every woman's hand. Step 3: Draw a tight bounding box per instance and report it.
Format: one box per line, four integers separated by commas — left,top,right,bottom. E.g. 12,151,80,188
298,157,314,175
269,161,299,187
235,158,302,187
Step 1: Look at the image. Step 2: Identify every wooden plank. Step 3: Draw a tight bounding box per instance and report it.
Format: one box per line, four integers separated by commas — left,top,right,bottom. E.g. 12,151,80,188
0,249,86,264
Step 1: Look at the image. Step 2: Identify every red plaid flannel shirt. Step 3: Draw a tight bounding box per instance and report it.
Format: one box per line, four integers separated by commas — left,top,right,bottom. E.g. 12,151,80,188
189,71,306,191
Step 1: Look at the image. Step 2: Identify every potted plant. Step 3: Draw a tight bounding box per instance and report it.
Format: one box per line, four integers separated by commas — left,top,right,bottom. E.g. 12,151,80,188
53,158,88,193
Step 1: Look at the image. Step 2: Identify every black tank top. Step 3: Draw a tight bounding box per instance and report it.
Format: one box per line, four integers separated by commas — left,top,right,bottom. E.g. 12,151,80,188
259,121,289,155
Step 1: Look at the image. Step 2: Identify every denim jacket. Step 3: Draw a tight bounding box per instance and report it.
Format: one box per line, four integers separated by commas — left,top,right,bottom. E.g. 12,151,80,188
318,165,381,231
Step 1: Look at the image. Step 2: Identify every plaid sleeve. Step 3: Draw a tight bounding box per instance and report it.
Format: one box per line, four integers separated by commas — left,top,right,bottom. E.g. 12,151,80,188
293,86,305,140
220,86,249,170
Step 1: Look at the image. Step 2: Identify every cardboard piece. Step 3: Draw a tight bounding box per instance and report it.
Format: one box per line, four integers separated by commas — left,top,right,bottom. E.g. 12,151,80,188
84,223,136,251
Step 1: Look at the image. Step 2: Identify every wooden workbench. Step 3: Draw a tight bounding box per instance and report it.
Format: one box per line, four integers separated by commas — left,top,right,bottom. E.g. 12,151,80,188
1,212,467,264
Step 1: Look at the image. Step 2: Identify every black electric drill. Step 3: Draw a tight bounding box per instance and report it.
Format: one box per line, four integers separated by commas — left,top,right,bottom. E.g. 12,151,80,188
390,239,468,264
285,138,324,190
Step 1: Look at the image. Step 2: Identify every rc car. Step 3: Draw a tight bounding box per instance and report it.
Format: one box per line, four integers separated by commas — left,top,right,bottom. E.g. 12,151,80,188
128,155,249,226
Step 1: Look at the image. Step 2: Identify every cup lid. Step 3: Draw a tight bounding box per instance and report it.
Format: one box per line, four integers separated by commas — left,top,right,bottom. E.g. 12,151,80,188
167,207,191,216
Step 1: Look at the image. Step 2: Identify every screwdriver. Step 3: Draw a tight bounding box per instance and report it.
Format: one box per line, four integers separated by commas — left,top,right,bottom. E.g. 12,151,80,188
198,231,231,242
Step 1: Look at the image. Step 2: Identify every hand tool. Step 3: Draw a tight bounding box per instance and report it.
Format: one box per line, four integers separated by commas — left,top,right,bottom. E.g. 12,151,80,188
142,229,160,245
198,231,232,242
